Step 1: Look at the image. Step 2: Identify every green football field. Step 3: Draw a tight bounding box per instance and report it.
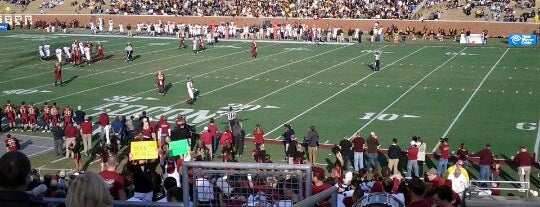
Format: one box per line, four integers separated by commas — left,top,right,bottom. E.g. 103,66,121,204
0,31,539,188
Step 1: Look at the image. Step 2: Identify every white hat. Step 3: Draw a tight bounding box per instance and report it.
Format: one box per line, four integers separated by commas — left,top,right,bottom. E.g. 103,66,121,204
204,126,209,131
410,141,417,146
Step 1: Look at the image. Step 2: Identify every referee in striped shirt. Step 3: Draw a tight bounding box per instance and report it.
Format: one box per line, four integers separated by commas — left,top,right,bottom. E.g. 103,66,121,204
227,106,236,127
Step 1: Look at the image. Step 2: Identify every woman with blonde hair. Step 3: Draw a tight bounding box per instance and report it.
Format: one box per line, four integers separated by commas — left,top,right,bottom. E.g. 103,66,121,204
66,171,112,207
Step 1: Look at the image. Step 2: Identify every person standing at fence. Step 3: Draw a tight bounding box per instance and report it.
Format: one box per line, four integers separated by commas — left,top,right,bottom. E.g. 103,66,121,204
0,151,47,207
253,123,264,150
99,155,126,200
433,138,450,177
415,137,426,176
387,138,401,175
207,118,219,156
406,141,419,178
514,145,533,190
339,135,353,170
282,123,295,160
306,125,319,165
352,132,365,171
366,132,379,173
51,123,64,156
64,122,77,158
231,119,245,158
80,116,92,156
98,108,110,144
475,144,493,181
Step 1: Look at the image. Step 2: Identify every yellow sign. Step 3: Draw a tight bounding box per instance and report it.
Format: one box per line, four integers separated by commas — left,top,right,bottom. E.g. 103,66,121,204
130,141,158,160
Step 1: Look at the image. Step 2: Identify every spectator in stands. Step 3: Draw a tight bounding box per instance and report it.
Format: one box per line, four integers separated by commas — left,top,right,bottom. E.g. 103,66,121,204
306,125,319,165
426,168,444,188
339,135,353,170
196,173,215,206
446,167,468,198
432,185,453,207
514,145,533,191
312,166,332,206
387,138,401,175
456,143,469,167
475,144,493,181
408,178,430,207
352,132,365,171
0,151,47,206
415,137,426,176
166,186,182,203
200,127,213,159
366,131,380,173
99,155,126,200
127,157,157,201
433,138,450,176
331,146,344,178
66,171,112,207
443,159,469,181
407,141,419,178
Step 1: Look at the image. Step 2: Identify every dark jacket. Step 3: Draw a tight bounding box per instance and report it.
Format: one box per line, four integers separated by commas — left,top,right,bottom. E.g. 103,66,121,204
0,190,47,207
387,144,401,159
51,126,64,140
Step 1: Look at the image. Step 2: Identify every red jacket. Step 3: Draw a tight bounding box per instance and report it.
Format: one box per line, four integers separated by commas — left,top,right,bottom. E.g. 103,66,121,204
98,113,109,127
200,131,213,146
220,131,233,146
80,121,92,134
407,146,418,160
64,125,78,138
514,151,532,167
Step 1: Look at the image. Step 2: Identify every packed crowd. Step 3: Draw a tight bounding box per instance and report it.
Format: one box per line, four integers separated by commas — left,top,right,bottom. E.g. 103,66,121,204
81,0,425,19
462,0,539,22
1,96,537,206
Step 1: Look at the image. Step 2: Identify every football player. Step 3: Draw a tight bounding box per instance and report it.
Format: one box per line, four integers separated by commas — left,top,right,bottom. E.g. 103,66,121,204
251,41,257,59
186,76,195,104
50,102,60,127
28,102,38,132
155,71,165,96
62,104,73,127
41,102,51,132
84,43,92,65
55,47,63,64
179,35,185,49
4,134,19,152
96,43,104,61
125,42,133,62
44,43,51,59
4,100,16,131
17,101,28,131
197,36,204,52
38,44,45,61
54,62,62,87
63,45,71,63
192,37,198,54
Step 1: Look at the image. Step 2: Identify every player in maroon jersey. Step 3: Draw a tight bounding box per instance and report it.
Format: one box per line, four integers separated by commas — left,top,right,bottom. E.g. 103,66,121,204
251,41,257,58
50,102,60,127
179,35,185,49
41,102,51,132
197,36,203,52
27,102,38,132
17,101,28,131
63,104,73,127
4,100,16,131
54,62,62,87
155,71,165,96
4,134,19,152
96,43,104,60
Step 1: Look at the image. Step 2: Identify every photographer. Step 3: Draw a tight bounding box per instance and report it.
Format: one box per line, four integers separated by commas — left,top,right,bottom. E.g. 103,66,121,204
432,138,450,176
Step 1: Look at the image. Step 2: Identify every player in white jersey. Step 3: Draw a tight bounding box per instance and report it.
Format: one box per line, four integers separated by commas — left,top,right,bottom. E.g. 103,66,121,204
78,41,84,53
43,43,51,58
84,45,91,65
119,23,124,34
186,76,196,104
55,48,63,63
108,18,114,33
38,44,45,60
63,46,71,62
373,49,382,72
206,32,213,46
192,38,198,54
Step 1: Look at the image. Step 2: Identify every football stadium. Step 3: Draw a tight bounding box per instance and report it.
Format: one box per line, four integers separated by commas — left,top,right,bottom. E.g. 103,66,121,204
0,0,539,206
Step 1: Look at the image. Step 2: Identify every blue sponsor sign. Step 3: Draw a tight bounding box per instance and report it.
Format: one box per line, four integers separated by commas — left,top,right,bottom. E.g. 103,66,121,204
0,23,8,31
508,34,537,46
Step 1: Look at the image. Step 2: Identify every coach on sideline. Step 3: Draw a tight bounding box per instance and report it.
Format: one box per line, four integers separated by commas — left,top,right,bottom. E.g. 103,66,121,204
0,151,47,206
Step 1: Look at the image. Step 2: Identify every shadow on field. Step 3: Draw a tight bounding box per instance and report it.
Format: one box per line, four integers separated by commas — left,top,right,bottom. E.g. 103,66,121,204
367,64,375,71
132,55,141,61
104,55,114,60
19,139,34,150
63,75,79,86
163,83,172,95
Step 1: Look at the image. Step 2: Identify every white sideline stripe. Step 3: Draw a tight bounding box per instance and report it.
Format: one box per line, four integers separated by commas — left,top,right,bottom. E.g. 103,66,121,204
535,118,540,163
0,35,83,52
8,133,53,139
265,46,427,136
28,148,53,158
0,39,164,81
130,44,306,99
436,48,509,152
196,45,349,97
195,45,379,128
0,41,247,95
38,42,269,103
51,157,67,163
0,38,150,73
352,47,468,139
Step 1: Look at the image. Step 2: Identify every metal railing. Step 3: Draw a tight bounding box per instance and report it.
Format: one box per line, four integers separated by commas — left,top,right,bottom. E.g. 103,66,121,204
293,186,338,207
467,180,531,198
181,161,313,207
42,197,183,206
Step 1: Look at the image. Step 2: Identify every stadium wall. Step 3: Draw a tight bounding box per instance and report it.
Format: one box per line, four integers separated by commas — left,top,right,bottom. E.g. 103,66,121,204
2,14,540,37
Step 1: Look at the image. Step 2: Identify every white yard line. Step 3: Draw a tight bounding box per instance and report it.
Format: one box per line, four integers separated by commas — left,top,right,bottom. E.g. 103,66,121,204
28,148,53,158
50,157,68,163
435,48,510,152
534,118,540,163
195,45,383,129
129,44,308,99
264,46,427,136
36,42,268,103
351,47,468,138
189,45,349,98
